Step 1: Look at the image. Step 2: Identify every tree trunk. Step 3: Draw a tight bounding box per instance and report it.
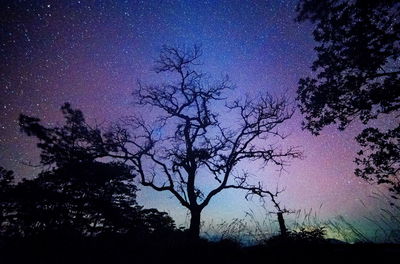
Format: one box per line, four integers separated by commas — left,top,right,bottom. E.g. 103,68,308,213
277,211,287,237
188,208,201,239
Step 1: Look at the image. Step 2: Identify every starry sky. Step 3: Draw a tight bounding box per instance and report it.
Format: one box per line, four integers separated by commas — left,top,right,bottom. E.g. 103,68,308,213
0,0,391,239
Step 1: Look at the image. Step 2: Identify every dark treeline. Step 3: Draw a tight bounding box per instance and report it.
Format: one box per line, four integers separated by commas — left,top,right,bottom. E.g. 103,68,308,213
1,103,176,239
1,153,399,264
0,104,181,263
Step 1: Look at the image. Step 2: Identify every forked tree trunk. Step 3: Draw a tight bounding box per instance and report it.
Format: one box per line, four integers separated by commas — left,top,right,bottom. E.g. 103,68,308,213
188,208,201,239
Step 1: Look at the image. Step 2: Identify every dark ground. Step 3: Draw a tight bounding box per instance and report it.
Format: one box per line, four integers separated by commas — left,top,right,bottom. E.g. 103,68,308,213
1,232,399,264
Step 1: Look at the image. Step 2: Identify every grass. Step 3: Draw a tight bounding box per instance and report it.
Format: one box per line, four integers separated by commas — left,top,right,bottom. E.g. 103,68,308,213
201,192,400,245
1,192,399,263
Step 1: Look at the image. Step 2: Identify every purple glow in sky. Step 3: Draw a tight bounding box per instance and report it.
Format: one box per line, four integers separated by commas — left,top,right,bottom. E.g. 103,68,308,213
0,0,390,237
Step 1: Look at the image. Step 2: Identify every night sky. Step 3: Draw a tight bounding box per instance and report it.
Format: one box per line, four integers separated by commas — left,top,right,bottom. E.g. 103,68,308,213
0,0,390,238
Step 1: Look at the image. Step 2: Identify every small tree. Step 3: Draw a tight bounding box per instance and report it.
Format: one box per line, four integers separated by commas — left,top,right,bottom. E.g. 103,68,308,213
296,0,400,198
107,45,301,238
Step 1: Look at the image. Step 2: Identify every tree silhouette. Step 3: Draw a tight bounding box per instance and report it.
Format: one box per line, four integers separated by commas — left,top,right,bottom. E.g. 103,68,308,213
0,104,176,238
106,45,301,238
2,161,176,237
296,0,400,198
19,103,109,167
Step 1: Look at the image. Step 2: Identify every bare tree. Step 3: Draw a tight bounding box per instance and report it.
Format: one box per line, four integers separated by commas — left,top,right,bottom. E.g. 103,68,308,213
106,45,302,239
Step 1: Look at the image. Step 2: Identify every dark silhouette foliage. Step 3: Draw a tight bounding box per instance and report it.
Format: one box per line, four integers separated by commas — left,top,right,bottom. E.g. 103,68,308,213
1,162,142,237
355,126,400,198
264,226,327,251
296,0,400,198
0,104,176,240
19,103,109,167
286,226,326,243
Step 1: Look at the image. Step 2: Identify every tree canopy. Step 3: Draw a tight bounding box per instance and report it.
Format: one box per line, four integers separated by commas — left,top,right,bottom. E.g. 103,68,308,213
296,0,400,198
0,104,176,239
